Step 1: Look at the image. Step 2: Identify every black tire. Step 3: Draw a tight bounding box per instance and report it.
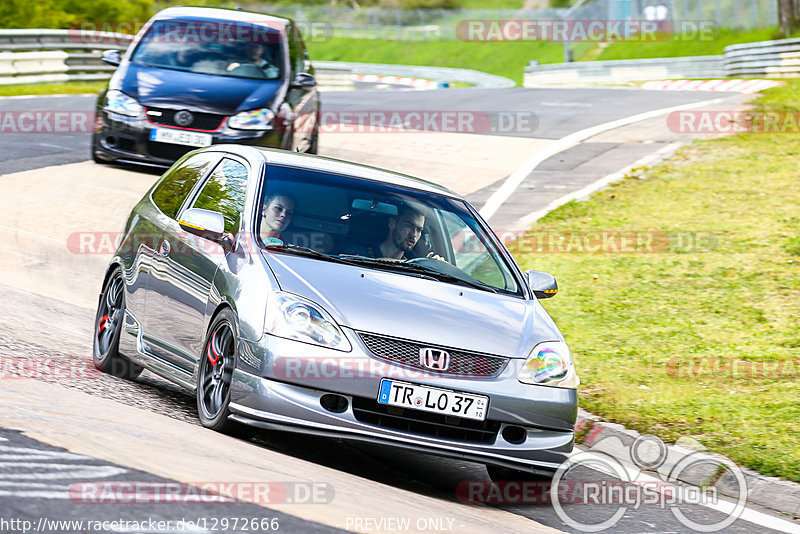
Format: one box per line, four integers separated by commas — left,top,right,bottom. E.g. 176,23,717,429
486,465,556,483
197,308,239,433
91,135,108,164
93,268,143,379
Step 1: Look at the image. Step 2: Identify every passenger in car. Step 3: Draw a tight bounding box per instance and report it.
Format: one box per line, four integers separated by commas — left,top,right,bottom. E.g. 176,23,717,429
347,203,445,261
260,192,295,242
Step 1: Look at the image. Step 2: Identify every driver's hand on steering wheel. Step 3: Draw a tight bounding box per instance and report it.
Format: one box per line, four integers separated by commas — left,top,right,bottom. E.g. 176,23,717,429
427,251,447,262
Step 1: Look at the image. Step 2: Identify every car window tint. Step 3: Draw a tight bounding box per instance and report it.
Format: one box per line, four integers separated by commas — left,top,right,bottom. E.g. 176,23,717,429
130,20,284,80
191,158,249,234
440,210,515,292
151,153,217,219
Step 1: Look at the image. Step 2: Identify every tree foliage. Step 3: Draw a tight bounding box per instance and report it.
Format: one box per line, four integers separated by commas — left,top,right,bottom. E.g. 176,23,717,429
0,0,154,30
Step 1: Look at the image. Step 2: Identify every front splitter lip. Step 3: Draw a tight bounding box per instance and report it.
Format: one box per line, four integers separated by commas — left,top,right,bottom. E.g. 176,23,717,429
228,369,573,473
229,409,565,474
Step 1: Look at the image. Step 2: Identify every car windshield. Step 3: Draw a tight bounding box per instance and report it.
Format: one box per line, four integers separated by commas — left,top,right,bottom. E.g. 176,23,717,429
131,19,283,80
256,165,522,295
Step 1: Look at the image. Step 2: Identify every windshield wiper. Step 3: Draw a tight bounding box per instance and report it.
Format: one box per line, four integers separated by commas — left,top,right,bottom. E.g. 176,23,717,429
264,243,356,266
339,255,498,293
263,244,427,275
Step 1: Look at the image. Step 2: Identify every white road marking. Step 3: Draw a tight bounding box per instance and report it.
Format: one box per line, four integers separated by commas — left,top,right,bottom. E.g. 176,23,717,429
512,141,683,229
0,465,128,480
0,94,95,100
479,97,724,221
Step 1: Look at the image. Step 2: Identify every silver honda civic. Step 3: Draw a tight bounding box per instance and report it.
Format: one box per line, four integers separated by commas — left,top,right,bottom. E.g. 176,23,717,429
93,145,579,479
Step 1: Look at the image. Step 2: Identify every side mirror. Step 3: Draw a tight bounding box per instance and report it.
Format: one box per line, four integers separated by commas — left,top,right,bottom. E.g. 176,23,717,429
101,49,122,66
178,208,227,243
291,72,317,89
525,270,558,299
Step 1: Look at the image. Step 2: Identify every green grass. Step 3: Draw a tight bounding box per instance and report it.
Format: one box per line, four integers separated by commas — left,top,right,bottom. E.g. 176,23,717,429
591,27,800,61
307,25,798,86
0,80,106,97
308,37,573,85
508,80,800,481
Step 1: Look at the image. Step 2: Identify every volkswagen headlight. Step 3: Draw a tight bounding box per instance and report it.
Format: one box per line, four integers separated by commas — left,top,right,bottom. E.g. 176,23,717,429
104,90,144,118
518,341,579,388
229,108,275,130
265,292,351,351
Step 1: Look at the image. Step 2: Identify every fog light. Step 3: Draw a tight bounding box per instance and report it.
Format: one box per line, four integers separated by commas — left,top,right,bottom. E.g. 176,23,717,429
320,394,348,413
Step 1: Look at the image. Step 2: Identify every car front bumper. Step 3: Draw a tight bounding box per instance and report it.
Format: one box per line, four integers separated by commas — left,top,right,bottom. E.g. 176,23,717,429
93,111,283,166
228,330,577,472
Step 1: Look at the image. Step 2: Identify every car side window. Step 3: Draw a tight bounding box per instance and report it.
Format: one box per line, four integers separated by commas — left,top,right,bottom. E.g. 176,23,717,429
151,153,218,219
190,158,249,234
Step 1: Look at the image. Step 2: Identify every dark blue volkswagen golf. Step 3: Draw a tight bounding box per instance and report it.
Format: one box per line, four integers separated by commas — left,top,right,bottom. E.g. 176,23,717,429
92,7,320,166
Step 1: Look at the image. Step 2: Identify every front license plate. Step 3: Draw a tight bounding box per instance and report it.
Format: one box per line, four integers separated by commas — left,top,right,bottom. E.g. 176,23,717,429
377,379,488,421
149,127,212,147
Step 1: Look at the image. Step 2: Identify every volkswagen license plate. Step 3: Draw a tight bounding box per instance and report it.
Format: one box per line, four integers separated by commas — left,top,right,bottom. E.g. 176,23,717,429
377,379,488,421
149,127,212,147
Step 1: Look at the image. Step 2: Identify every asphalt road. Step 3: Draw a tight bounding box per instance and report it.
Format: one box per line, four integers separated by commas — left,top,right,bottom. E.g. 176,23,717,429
1,87,733,174
1,87,797,533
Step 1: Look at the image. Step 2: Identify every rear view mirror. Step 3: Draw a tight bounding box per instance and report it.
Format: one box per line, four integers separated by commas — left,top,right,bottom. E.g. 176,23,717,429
525,270,558,299
291,72,317,89
349,199,398,216
179,208,226,241
101,49,122,66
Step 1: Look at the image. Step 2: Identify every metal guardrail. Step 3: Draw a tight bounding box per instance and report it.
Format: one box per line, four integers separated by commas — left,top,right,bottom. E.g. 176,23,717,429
0,30,133,85
524,55,726,86
525,36,800,86
315,61,514,89
723,37,800,76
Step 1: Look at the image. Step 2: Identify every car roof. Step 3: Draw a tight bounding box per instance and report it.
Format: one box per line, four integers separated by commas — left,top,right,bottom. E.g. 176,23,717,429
245,147,461,199
150,6,290,28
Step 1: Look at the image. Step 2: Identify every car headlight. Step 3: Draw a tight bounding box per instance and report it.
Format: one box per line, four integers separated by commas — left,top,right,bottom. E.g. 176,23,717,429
104,90,144,118
265,291,351,351
518,341,579,388
228,108,275,130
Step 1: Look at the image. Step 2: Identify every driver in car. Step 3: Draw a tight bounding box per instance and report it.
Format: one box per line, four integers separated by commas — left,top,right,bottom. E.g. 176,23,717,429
227,42,279,77
351,204,445,261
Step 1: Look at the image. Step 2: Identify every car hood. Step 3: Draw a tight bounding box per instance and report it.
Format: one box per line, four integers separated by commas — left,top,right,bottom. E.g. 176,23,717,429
114,62,283,115
264,253,563,358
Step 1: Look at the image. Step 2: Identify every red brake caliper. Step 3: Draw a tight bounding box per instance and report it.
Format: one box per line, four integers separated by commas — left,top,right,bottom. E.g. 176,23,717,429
206,331,220,366
98,315,109,332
